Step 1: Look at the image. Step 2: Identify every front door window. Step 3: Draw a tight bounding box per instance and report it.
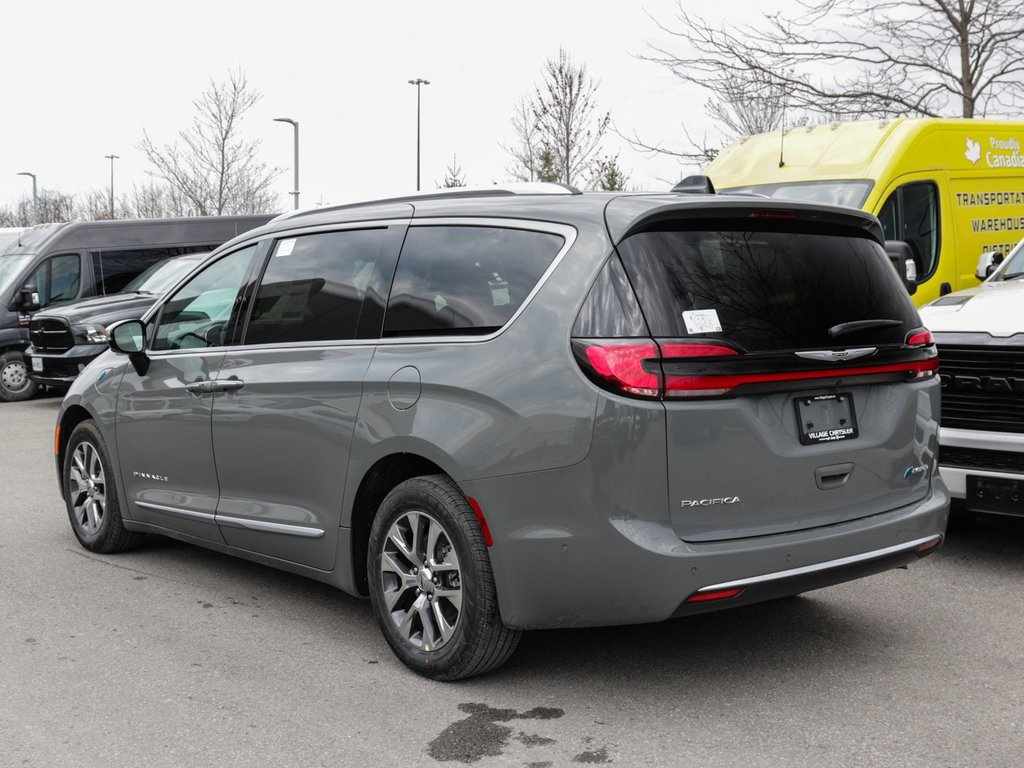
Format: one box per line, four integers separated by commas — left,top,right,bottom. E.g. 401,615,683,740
26,253,81,307
151,246,258,351
877,182,940,279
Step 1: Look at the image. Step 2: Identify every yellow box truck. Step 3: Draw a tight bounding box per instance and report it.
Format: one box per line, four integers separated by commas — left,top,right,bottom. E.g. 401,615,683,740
706,118,1024,305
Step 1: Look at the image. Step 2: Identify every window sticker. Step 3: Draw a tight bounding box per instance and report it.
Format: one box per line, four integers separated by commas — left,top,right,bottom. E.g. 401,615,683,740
682,309,722,334
489,273,510,306
275,238,296,257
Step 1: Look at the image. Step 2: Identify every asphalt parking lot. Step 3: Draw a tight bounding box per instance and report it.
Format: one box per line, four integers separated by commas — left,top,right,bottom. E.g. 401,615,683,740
3,396,1023,767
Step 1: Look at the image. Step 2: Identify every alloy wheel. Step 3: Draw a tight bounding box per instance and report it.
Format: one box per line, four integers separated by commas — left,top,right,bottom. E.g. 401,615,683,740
68,441,107,535
379,510,463,652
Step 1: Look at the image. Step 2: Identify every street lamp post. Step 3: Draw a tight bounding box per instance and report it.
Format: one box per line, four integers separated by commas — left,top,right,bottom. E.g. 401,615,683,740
408,78,430,191
273,118,300,209
16,172,37,225
104,154,119,219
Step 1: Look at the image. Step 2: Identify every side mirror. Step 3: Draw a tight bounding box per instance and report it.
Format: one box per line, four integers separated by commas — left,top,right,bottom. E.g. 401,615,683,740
883,240,918,296
108,319,149,375
16,283,40,312
976,250,1003,281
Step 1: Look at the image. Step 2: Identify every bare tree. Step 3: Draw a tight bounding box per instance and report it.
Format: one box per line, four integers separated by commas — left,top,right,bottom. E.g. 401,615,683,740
502,97,544,182
705,70,788,137
80,189,115,221
645,0,1024,120
503,50,612,187
534,49,611,186
139,69,280,215
121,181,192,219
0,190,78,226
619,67,789,174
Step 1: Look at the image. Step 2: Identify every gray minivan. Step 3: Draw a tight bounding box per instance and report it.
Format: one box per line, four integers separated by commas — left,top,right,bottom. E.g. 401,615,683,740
55,183,949,679
0,216,272,401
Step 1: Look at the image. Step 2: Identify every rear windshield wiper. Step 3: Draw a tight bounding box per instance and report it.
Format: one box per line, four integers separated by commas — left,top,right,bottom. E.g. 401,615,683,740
828,319,903,337
1001,272,1024,281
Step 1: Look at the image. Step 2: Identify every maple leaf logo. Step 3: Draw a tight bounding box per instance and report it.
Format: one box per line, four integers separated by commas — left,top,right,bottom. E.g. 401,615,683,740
965,137,982,164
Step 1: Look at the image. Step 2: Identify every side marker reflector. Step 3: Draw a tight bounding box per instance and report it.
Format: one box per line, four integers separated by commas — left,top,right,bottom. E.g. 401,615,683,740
466,496,494,548
685,587,745,603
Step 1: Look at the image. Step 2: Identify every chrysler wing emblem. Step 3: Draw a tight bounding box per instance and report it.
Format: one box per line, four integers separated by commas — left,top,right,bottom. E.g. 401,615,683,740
795,348,877,363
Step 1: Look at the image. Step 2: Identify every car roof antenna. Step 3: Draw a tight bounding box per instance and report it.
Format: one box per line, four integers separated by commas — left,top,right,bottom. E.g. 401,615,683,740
778,101,787,168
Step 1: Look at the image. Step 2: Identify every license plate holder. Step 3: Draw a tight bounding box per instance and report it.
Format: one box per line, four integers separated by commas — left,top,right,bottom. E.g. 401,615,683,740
966,475,1024,516
796,393,858,445
31,356,42,372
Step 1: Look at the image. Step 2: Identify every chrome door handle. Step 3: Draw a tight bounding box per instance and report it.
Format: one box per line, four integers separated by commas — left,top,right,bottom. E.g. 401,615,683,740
209,378,244,393
185,380,211,395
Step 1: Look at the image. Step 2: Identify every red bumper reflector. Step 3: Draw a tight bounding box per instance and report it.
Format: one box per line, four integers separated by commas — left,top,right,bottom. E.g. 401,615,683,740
466,496,494,548
916,535,942,554
685,587,745,603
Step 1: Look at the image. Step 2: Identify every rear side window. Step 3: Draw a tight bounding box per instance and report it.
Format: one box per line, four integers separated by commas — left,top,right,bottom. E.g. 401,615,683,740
383,225,564,337
617,226,919,352
244,229,391,345
92,246,214,295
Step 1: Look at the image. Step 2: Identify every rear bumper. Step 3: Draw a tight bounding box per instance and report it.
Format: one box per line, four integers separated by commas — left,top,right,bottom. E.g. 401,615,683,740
25,343,105,387
672,534,940,617
938,426,1024,500
469,464,949,630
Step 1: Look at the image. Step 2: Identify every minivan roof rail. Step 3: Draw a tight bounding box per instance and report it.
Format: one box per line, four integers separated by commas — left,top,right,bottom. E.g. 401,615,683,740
275,182,583,222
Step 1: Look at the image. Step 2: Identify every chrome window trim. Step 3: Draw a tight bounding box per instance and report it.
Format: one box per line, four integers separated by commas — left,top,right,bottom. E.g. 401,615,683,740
216,515,325,538
378,218,577,346
134,500,216,524
142,218,578,354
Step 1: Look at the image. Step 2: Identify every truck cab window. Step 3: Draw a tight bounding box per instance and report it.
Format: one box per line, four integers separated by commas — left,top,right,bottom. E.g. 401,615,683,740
877,182,940,279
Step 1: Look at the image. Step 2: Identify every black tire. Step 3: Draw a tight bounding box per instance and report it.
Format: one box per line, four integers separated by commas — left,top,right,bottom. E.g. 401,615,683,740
367,475,521,680
0,350,39,402
63,420,144,554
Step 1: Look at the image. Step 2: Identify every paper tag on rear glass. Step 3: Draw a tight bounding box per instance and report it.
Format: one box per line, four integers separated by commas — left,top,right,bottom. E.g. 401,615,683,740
275,238,296,257
682,309,722,334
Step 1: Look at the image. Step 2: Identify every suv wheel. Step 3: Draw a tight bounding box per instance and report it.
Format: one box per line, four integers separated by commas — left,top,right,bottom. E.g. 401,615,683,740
64,421,144,553
368,475,521,680
0,351,38,402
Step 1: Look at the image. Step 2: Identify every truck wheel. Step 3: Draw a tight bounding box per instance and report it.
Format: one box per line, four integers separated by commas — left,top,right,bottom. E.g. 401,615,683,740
64,420,144,553
367,475,521,680
0,350,38,402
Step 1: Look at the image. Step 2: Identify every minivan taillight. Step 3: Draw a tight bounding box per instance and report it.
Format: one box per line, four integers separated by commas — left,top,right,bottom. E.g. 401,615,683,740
575,340,741,399
581,342,661,398
665,356,940,398
906,329,934,346
575,339,938,400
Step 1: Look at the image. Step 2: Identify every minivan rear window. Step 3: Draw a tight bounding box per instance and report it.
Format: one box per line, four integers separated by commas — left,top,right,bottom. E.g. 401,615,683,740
617,226,919,351
383,225,564,337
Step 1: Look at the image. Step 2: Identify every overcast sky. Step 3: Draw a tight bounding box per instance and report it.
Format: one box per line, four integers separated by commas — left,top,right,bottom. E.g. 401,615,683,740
0,0,792,213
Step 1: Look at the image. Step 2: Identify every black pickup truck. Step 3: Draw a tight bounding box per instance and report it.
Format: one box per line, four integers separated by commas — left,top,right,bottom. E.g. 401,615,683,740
25,253,208,390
